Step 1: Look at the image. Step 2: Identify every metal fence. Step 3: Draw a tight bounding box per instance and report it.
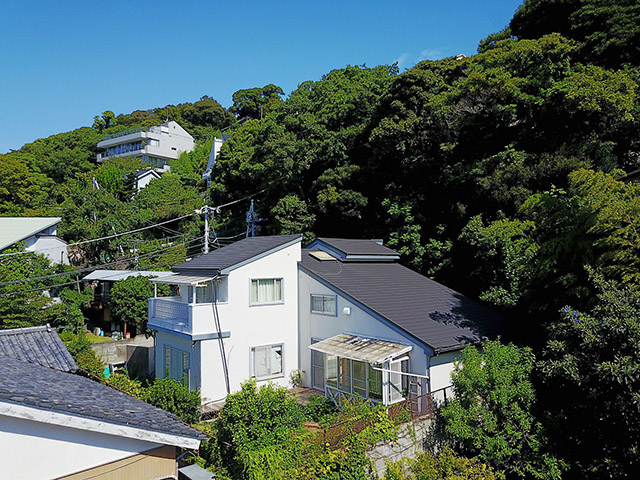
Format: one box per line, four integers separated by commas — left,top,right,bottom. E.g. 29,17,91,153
310,386,453,449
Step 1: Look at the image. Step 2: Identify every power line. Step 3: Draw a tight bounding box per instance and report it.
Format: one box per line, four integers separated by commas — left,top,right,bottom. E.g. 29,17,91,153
0,238,204,297
0,213,197,259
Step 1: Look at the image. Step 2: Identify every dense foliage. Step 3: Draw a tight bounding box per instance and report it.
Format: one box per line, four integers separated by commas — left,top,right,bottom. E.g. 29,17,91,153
110,276,169,333
441,341,563,479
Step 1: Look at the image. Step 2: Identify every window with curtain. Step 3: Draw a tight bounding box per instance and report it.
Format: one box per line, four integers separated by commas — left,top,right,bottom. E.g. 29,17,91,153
251,344,283,379
311,294,337,315
250,278,283,304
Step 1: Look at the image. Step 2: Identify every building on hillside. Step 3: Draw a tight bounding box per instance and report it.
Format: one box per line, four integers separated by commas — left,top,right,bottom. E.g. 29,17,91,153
0,326,204,480
202,136,229,185
96,121,195,172
0,217,69,265
146,235,505,408
135,168,161,191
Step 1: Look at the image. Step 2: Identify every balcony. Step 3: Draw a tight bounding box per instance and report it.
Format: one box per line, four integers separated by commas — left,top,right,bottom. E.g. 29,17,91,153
148,297,220,337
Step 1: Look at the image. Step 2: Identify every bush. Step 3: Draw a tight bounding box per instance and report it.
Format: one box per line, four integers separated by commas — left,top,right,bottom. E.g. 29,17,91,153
75,348,106,378
143,377,201,424
303,395,336,422
108,372,145,398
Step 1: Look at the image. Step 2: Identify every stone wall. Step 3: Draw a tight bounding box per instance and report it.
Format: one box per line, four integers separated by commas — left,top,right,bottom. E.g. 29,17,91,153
367,415,436,478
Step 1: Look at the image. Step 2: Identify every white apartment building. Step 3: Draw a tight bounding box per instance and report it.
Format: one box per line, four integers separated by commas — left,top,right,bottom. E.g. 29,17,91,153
96,121,195,171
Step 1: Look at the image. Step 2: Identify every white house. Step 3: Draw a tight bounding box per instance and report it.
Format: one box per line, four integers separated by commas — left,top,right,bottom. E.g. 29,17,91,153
0,217,69,265
147,235,504,408
97,120,195,172
148,235,302,405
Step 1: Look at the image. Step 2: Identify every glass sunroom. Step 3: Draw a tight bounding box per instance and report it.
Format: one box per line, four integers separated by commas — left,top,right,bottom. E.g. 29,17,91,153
309,334,414,406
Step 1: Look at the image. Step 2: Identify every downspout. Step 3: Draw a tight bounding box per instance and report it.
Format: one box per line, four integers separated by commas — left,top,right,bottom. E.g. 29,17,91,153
212,276,231,394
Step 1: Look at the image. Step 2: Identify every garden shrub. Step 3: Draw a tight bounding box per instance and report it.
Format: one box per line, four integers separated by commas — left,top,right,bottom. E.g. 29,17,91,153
143,377,201,424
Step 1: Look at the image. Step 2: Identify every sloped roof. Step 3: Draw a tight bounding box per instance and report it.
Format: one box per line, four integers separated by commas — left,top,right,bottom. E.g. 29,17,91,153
300,249,505,354
310,238,399,258
0,325,77,372
0,217,61,251
0,354,205,445
173,234,302,274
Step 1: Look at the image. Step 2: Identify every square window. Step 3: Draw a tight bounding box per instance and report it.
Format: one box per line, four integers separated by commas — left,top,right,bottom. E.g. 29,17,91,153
311,294,336,315
251,344,283,379
250,278,283,305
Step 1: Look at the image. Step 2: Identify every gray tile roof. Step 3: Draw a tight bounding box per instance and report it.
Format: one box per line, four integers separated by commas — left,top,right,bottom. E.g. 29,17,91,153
173,234,302,274
0,354,206,442
0,325,77,372
311,238,399,257
300,249,505,354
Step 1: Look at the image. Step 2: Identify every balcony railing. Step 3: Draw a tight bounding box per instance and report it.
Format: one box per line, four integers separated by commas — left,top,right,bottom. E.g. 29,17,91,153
148,297,217,336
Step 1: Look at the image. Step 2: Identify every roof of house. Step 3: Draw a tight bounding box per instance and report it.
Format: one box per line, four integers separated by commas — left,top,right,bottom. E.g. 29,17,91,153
0,217,62,251
300,243,505,354
310,238,399,259
82,269,174,282
0,325,77,372
0,354,205,446
173,234,302,274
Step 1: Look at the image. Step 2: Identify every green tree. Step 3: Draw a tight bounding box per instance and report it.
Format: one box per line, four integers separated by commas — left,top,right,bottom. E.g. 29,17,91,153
441,340,563,479
539,271,640,478
230,84,285,119
110,275,168,334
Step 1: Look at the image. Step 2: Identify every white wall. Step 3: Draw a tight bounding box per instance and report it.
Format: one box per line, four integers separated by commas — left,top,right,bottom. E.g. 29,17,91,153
0,414,162,480
298,270,430,391
25,235,69,265
429,350,459,392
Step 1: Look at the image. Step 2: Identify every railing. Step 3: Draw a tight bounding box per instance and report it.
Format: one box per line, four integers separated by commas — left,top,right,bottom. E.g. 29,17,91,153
102,127,145,141
310,386,453,449
148,297,191,334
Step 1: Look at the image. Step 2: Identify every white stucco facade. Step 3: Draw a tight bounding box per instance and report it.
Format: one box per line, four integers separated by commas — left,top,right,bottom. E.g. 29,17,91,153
97,121,195,171
0,414,163,480
152,240,301,403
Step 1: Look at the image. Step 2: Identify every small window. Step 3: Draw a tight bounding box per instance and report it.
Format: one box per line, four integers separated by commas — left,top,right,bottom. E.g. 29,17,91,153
311,294,336,315
164,346,189,386
250,278,283,305
251,344,283,379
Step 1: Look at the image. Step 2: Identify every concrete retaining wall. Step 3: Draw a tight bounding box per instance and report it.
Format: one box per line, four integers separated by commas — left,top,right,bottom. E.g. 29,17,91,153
91,337,154,380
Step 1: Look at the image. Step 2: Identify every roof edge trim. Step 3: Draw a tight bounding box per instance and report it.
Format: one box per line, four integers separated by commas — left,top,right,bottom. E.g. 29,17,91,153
0,401,202,449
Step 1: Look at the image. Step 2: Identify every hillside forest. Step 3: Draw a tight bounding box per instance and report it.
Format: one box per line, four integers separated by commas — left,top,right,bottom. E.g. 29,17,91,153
1,0,640,478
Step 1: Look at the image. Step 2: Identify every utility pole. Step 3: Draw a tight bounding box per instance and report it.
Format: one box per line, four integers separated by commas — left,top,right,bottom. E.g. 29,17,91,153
203,205,209,254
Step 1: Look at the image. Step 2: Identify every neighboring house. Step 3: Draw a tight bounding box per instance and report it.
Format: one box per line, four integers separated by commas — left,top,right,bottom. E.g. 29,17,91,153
0,326,205,480
0,217,69,265
202,136,226,185
96,121,195,172
135,168,161,191
299,238,504,406
0,324,77,372
147,235,505,408
83,269,174,329
148,235,302,405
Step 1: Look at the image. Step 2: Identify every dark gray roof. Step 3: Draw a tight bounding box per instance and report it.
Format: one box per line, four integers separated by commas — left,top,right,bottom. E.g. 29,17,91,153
300,250,505,354
0,354,205,442
0,325,77,372
310,238,399,257
173,234,302,274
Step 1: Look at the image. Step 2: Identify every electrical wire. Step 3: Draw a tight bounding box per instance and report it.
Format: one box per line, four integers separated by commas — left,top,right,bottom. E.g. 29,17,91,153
0,213,197,259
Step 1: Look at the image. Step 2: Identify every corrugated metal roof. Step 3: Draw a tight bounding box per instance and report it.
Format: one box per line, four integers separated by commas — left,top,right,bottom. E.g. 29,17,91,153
0,354,206,443
0,325,77,372
173,234,302,274
151,274,216,285
82,270,174,282
300,249,505,354
0,217,61,251
310,334,412,363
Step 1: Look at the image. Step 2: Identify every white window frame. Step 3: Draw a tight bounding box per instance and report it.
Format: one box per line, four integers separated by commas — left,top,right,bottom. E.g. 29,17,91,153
250,343,284,380
249,278,284,306
310,294,337,316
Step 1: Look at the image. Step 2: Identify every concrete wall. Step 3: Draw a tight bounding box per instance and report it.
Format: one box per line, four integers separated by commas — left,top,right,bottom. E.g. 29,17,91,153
91,337,154,379
0,414,165,480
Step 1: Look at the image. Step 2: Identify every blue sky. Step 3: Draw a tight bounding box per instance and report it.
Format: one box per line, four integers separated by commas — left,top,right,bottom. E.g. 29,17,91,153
0,0,523,154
